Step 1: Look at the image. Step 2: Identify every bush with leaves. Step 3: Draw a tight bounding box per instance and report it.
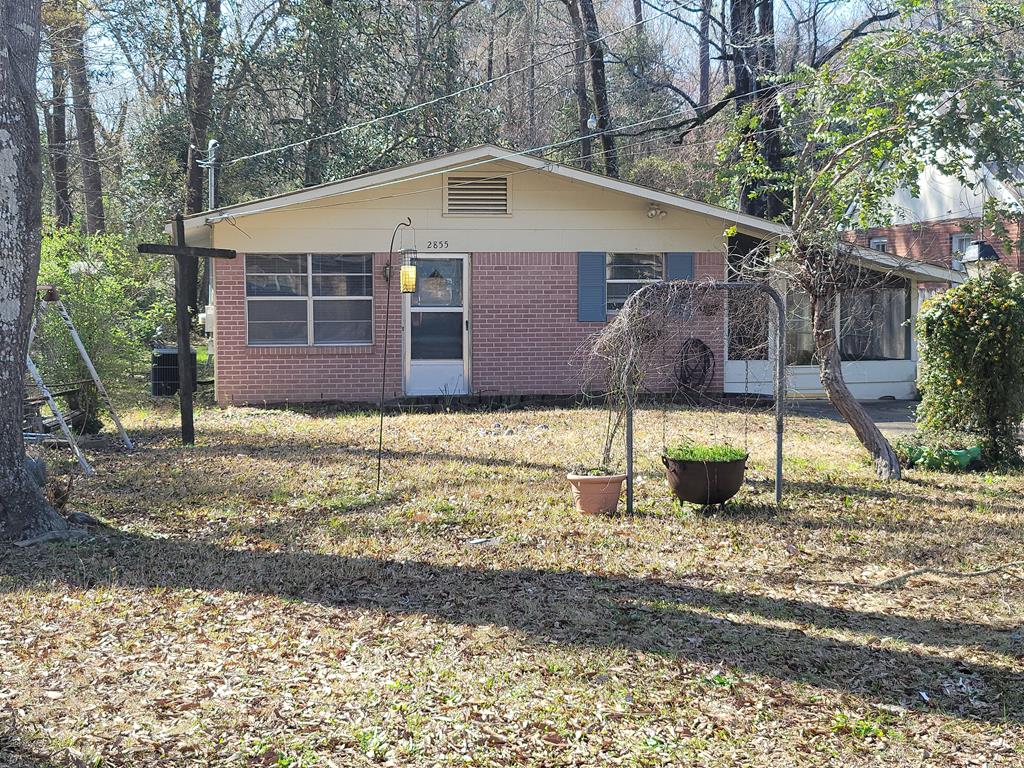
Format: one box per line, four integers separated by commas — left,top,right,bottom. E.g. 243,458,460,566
917,267,1024,464
33,228,174,432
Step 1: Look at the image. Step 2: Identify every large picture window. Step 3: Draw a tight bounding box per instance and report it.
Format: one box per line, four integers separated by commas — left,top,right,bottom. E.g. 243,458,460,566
839,279,910,361
606,253,663,312
245,253,373,346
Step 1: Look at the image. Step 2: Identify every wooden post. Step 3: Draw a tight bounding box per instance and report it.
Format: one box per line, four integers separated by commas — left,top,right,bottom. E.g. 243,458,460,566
173,213,195,445
137,225,234,447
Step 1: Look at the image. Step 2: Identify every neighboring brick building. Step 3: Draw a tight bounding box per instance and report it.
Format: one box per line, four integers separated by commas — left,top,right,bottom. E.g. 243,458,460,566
847,162,1024,275
179,145,960,405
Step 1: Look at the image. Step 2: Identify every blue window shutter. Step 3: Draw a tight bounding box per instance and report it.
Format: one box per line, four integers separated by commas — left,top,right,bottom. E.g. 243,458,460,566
665,252,695,281
577,252,607,322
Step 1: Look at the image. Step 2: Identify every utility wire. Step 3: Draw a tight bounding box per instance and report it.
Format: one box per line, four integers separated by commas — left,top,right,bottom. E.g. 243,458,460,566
209,103,778,226
226,1,686,166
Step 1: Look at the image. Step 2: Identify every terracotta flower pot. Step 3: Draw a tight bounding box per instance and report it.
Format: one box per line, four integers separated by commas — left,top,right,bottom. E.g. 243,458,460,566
661,455,747,506
566,473,627,515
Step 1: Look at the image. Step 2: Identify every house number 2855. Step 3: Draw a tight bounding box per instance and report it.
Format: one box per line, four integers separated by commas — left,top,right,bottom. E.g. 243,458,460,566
425,240,449,250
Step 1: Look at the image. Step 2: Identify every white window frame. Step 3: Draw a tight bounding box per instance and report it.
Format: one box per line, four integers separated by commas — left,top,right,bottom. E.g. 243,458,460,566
868,237,888,253
951,233,974,255
245,253,374,347
606,252,665,314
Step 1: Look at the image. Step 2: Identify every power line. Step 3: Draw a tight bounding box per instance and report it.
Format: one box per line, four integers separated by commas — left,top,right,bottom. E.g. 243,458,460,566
210,103,754,225
226,1,688,167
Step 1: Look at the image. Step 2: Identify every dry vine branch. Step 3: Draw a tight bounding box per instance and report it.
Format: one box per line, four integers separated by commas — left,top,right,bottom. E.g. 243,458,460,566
580,277,772,465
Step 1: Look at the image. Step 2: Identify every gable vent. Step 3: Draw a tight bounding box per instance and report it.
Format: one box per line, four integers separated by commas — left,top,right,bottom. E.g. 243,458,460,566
445,175,509,215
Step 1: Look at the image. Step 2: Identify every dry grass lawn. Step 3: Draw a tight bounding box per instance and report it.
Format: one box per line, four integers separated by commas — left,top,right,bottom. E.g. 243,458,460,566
1,401,1022,767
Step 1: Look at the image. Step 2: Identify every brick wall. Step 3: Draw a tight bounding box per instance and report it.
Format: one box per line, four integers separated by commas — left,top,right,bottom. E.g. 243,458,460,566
213,251,728,405
849,217,1024,272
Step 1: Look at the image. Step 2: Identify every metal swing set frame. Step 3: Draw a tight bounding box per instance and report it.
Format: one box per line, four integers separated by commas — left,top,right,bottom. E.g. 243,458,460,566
24,286,134,476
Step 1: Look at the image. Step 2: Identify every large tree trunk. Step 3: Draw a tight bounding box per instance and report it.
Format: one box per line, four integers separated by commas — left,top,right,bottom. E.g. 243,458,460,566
563,0,592,171
46,59,73,226
65,12,104,234
182,0,220,317
811,294,901,480
730,0,785,219
578,0,617,177
185,0,219,215
0,0,70,542
698,0,711,108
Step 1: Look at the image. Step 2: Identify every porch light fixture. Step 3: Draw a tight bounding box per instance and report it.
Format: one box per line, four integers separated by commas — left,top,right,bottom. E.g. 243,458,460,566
962,239,1000,279
399,248,418,294
647,203,666,219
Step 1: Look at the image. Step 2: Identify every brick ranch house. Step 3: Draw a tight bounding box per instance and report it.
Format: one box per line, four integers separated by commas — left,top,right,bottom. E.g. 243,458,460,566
175,145,959,405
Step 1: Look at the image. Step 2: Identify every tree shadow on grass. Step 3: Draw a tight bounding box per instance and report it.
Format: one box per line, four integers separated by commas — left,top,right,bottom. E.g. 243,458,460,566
3,532,1020,725
94,424,567,475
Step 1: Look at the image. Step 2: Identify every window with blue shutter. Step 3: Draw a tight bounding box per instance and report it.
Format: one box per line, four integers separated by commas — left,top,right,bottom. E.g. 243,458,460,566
577,252,607,322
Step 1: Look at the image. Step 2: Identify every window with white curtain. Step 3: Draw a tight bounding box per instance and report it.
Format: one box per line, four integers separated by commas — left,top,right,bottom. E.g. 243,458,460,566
785,291,816,365
839,278,910,361
245,254,373,346
606,253,664,312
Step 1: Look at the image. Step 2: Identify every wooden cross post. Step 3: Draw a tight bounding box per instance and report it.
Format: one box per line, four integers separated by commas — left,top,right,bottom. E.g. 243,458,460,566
138,213,236,445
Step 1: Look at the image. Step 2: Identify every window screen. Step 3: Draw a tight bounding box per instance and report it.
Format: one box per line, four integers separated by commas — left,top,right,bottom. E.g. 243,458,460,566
245,254,373,346
606,253,663,312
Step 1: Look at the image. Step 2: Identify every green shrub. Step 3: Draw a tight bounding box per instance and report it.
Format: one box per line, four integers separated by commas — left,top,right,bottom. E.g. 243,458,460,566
664,443,747,462
33,228,174,430
917,267,1024,464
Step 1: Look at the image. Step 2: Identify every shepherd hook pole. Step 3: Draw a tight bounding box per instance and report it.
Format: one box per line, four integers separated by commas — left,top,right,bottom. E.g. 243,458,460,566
376,217,412,494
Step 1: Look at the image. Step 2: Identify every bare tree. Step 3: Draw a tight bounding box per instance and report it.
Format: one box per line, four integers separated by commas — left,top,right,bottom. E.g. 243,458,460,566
562,0,593,170
0,0,69,541
578,0,617,176
64,5,105,233
44,57,73,226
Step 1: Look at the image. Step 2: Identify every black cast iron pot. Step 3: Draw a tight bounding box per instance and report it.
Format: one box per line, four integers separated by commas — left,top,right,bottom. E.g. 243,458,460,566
661,454,747,506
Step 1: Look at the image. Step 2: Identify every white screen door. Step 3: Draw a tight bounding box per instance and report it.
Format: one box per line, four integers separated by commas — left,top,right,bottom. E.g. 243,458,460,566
404,254,470,396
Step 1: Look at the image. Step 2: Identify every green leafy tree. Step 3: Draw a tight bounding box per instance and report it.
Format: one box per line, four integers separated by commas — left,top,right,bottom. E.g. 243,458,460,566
34,228,173,431
918,267,1024,463
719,0,1024,479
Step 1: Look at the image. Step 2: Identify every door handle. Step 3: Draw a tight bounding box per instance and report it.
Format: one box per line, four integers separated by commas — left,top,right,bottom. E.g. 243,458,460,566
465,319,470,331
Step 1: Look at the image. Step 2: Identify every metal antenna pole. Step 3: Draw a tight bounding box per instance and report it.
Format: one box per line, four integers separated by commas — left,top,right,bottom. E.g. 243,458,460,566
198,139,220,211
376,217,412,494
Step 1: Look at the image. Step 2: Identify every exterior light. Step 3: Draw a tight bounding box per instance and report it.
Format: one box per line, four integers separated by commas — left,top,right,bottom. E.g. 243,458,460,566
962,239,1000,279
399,248,417,293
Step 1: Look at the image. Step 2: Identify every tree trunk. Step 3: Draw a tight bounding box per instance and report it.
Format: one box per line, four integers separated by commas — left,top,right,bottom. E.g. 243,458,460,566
185,0,219,215
66,12,104,234
730,0,785,219
811,294,901,480
754,0,784,219
47,59,73,226
527,0,537,145
563,0,592,171
698,0,711,108
578,0,617,177
632,0,643,26
182,0,220,317
0,0,69,542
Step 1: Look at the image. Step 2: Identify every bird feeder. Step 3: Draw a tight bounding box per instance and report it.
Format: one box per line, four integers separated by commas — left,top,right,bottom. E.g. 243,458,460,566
399,248,418,293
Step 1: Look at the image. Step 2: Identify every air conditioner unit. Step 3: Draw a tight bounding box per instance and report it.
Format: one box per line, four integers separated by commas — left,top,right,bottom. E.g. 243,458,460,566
199,305,216,335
